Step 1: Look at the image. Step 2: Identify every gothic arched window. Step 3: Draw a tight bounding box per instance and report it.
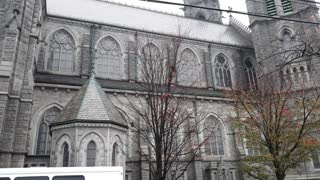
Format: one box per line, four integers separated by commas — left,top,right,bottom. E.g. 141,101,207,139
244,58,258,90
179,49,201,86
36,122,48,155
36,108,60,155
96,37,122,79
47,30,75,73
86,141,97,167
203,116,224,156
62,142,69,167
300,66,308,82
214,54,232,88
140,43,161,82
112,143,120,166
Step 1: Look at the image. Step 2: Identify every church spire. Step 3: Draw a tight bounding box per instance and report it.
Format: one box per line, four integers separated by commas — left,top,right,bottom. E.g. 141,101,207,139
183,0,222,23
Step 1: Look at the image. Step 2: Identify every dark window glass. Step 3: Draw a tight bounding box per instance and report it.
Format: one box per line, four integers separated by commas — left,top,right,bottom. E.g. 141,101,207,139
0,178,11,180
15,177,49,180
62,143,69,167
112,143,119,166
53,175,85,180
86,141,96,166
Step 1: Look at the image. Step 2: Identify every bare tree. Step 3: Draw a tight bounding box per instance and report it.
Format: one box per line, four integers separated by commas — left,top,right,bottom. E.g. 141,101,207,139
116,36,211,180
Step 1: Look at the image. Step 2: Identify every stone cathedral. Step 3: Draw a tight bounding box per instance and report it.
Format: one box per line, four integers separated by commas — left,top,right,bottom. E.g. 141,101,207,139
0,0,320,179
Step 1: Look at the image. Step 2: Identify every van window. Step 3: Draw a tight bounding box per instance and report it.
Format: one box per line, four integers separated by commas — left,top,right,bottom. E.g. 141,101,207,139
53,176,85,180
15,177,49,180
0,178,11,180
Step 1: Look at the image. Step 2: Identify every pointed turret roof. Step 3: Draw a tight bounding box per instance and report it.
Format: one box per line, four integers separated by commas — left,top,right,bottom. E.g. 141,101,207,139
54,74,127,127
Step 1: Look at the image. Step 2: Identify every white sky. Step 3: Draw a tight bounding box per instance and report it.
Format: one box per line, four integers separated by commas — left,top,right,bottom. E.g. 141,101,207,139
109,0,249,25
105,0,320,26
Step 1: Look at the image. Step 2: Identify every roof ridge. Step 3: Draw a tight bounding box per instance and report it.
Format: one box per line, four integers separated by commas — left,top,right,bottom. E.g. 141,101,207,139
95,0,184,17
94,0,229,26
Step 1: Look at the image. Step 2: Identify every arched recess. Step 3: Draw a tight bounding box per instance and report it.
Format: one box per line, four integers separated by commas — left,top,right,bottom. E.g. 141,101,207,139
213,53,233,88
54,134,74,167
110,135,124,166
195,12,207,20
138,42,162,82
95,36,123,79
178,48,203,87
30,103,63,155
45,28,77,73
201,114,228,156
79,132,106,166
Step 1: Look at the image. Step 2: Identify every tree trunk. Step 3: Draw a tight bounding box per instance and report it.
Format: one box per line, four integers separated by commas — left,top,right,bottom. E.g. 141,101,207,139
275,170,286,180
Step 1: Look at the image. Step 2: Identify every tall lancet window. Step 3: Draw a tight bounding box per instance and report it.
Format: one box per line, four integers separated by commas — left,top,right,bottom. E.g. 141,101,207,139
86,141,97,166
214,54,232,88
62,143,69,167
96,36,122,79
140,43,161,82
203,116,224,156
179,48,201,86
36,108,60,155
244,58,258,90
112,143,120,166
47,30,75,73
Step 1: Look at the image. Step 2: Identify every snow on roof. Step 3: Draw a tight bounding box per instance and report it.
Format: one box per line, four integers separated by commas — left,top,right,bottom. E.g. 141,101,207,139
46,0,253,47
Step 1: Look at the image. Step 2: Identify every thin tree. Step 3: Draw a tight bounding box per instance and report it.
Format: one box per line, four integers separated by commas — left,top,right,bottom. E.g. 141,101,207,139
117,36,211,180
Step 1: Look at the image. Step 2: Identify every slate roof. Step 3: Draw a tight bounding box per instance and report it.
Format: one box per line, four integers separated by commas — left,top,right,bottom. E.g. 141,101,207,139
46,0,253,48
56,74,126,126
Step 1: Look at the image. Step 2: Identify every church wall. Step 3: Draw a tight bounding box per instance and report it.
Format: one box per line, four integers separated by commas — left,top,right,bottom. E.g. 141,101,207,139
50,127,76,166
36,17,255,87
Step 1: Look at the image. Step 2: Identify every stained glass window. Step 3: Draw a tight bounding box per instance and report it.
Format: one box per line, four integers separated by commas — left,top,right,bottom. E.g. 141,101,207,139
63,143,69,167
47,30,75,73
86,141,96,166
112,143,119,166
36,108,60,155
214,54,232,88
203,116,224,156
244,58,258,90
96,37,122,79
179,49,201,86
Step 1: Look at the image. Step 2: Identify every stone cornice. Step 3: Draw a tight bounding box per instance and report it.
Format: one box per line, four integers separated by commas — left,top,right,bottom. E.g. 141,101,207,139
50,121,128,132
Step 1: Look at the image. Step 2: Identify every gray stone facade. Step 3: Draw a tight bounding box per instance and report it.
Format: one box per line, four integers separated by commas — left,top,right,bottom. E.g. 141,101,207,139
0,0,319,179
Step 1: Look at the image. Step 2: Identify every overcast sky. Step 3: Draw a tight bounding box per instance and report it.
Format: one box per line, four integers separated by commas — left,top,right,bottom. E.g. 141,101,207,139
110,0,249,25
109,0,320,26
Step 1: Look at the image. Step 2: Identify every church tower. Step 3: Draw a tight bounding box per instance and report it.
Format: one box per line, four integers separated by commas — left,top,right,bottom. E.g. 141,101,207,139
245,0,320,77
0,0,42,167
183,0,222,23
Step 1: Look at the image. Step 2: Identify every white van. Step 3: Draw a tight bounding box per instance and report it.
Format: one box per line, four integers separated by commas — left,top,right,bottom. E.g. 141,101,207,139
0,166,123,180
